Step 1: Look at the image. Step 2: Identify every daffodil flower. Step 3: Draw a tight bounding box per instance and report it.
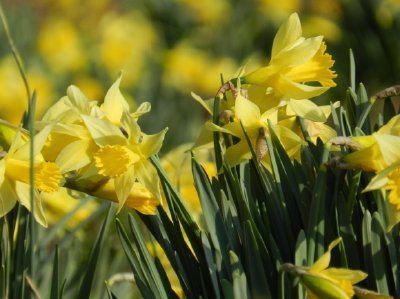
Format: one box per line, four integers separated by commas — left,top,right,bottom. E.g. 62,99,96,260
282,238,367,299
207,94,303,167
0,126,62,227
333,115,400,173
241,13,336,100
82,111,167,212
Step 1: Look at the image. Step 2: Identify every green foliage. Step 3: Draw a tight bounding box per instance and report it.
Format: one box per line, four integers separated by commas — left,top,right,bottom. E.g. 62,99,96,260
113,57,399,299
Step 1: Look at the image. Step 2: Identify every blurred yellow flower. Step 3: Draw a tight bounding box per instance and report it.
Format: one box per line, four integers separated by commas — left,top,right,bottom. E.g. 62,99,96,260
161,143,216,221
177,0,230,25
0,57,54,125
41,188,98,228
242,13,336,100
164,42,237,96
257,0,299,24
37,18,86,73
303,16,342,43
98,12,158,87
147,242,182,297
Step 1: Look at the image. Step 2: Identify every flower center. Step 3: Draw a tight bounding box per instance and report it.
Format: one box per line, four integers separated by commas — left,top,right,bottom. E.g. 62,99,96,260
94,145,140,177
5,158,62,192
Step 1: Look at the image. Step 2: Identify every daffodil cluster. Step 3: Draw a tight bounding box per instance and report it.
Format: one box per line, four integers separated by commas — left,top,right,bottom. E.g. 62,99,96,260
0,75,167,226
194,13,337,169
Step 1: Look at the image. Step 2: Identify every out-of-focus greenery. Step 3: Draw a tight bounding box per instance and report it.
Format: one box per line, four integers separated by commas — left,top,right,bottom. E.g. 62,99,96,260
1,0,399,150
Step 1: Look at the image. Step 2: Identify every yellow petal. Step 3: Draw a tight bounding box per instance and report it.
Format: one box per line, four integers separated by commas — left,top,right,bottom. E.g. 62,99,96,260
101,74,130,126
309,237,342,273
67,85,92,114
0,176,18,217
374,134,400,165
287,99,327,122
301,273,352,299
140,128,168,158
82,115,126,147
115,168,137,212
225,140,252,166
191,92,213,115
55,139,95,173
321,268,368,284
271,12,302,57
275,74,329,99
235,95,261,129
135,160,162,201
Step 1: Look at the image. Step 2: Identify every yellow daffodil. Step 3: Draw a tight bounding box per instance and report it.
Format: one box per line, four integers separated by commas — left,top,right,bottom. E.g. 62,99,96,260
241,12,336,100
207,94,303,167
82,111,167,212
0,126,62,227
302,238,367,299
282,238,367,299
337,115,400,172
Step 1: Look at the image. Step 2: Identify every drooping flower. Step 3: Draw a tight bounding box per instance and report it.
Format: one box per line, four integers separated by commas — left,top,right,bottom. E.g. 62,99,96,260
240,13,336,100
0,125,63,227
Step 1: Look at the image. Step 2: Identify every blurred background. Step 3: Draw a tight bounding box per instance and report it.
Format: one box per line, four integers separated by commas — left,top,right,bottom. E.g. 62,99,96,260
1,0,399,151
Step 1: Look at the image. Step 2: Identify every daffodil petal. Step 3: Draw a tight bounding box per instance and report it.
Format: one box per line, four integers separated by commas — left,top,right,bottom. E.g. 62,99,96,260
321,268,368,285
363,163,400,192
102,74,130,125
287,99,327,122
140,128,168,158
275,75,329,99
225,140,252,166
309,237,342,273
125,182,159,215
273,36,323,68
82,115,126,147
191,92,213,115
13,125,52,160
120,111,142,144
0,178,18,217
374,134,400,165
115,167,137,212
67,85,92,114
135,160,161,201
131,102,151,118
55,139,95,173
272,12,302,57
235,95,261,129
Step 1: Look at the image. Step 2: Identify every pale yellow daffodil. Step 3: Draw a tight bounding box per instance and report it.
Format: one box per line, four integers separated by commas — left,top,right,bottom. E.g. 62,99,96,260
207,94,303,167
82,111,167,212
0,126,62,227
241,13,336,100
299,238,367,299
340,115,400,172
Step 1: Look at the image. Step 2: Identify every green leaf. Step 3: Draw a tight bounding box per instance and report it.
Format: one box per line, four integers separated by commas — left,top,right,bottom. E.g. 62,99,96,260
50,246,59,299
77,204,114,299
229,251,248,299
243,221,271,298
